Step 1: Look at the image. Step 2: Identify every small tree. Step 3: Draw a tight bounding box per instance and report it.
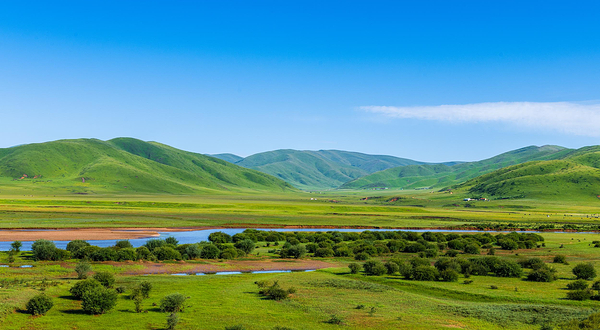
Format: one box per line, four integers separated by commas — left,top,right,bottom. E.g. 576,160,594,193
134,295,143,313
75,261,92,279
139,281,152,298
199,244,220,259
115,240,133,249
167,313,179,330
165,236,179,246
10,241,22,253
567,279,589,290
363,260,386,276
31,239,57,261
385,261,400,275
573,263,596,280
26,294,53,315
160,293,187,313
553,255,567,264
348,263,361,274
93,271,115,288
439,269,459,282
82,286,117,314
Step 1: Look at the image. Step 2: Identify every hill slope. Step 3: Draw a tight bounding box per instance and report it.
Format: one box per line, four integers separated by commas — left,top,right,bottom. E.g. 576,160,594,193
457,146,600,201
340,145,571,190
0,138,294,195
209,153,244,163
234,149,427,190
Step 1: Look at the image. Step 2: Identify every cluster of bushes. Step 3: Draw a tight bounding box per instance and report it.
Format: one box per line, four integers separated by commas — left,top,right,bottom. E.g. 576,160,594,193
350,256,529,281
566,263,598,301
30,235,255,262
69,272,118,314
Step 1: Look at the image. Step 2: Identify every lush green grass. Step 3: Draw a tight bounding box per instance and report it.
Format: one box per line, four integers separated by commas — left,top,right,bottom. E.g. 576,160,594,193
341,145,570,190
3,232,600,329
0,138,294,195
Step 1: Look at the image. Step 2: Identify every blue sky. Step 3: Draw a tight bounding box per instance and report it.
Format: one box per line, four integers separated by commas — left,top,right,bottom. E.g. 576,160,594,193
1,1,599,162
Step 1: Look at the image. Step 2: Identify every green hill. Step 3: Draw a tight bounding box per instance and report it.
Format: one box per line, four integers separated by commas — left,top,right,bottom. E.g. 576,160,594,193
0,138,294,195
340,145,571,190
456,146,600,201
209,153,243,163
234,149,427,190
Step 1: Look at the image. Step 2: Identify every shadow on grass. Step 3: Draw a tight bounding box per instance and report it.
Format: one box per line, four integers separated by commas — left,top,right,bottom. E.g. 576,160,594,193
58,295,79,300
61,309,88,315
15,309,29,315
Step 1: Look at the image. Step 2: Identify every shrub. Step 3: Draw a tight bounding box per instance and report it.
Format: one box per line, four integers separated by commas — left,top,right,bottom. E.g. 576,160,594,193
116,286,126,294
139,281,152,298
527,266,557,282
498,239,519,250
167,313,179,330
573,263,597,280
235,239,256,254
553,255,567,264
115,240,133,249
66,240,90,253
31,239,57,261
492,260,523,278
349,263,361,274
82,286,118,314
354,252,370,261
439,269,459,282
518,257,545,270
75,261,92,279
220,248,238,259
93,272,115,288
314,248,334,258
567,279,589,290
463,244,480,255
282,245,306,259
165,236,179,246
411,266,439,281
26,294,53,315
136,246,153,260
208,232,232,244
160,293,187,313
154,247,182,261
363,260,387,276
185,244,202,259
91,248,118,261
446,250,459,257
145,239,166,251
200,244,221,259
70,279,103,299
566,289,593,301
326,314,344,325
385,261,400,275
10,241,22,253
117,248,137,261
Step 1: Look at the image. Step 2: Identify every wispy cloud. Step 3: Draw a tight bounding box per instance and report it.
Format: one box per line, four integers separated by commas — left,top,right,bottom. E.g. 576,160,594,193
360,102,600,137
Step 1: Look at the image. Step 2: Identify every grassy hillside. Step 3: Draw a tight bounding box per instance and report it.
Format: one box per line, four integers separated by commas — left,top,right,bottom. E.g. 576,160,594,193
457,146,600,201
234,149,426,190
341,145,571,190
0,138,294,195
209,153,243,163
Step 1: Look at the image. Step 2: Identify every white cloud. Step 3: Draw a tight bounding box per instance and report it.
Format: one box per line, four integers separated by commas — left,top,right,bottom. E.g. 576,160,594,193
360,102,600,137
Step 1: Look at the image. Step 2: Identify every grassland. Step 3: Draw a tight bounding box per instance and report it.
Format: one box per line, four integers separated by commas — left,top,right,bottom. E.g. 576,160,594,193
2,232,600,329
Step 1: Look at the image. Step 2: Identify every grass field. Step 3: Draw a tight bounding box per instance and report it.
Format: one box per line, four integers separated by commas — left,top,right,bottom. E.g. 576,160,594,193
2,232,600,329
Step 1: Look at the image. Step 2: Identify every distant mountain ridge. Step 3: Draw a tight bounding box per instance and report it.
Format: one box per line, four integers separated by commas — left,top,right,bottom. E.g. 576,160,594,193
0,138,294,194
339,145,571,190
212,149,444,190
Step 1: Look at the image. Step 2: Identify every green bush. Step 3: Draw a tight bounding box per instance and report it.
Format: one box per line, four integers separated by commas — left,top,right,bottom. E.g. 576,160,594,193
463,243,480,255
348,263,361,274
354,252,370,261
93,271,115,288
439,269,459,282
154,246,182,260
445,250,459,257
281,245,306,259
82,286,118,314
411,266,439,281
567,280,589,290
136,246,153,260
208,232,232,244
75,261,92,279
553,255,567,264
235,239,255,254
31,239,58,261
220,247,238,259
492,260,523,278
66,240,90,254
527,266,557,282
363,260,387,276
573,263,596,280
25,294,53,315
10,240,22,252
385,261,400,275
314,248,334,258
117,248,137,261
167,313,179,330
165,236,179,246
200,244,221,259
566,289,593,301
160,293,187,312
70,279,103,299
115,240,133,249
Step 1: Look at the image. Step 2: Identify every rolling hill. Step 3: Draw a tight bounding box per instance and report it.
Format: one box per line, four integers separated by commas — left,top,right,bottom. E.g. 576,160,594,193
0,138,295,195
209,153,243,163
457,146,600,201
340,145,572,190
230,149,433,190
